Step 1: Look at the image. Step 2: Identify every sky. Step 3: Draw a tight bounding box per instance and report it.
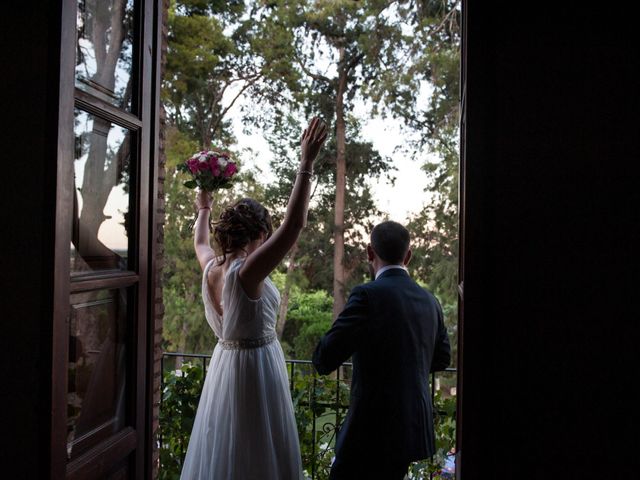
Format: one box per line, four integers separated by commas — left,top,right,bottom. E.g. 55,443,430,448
82,93,434,251
230,97,432,226
77,26,438,250
74,0,441,251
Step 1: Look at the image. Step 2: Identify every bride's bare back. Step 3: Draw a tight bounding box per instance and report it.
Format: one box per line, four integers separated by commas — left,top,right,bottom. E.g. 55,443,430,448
206,262,226,317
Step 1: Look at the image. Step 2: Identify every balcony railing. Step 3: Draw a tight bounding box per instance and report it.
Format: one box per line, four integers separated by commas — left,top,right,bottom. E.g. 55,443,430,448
159,352,456,480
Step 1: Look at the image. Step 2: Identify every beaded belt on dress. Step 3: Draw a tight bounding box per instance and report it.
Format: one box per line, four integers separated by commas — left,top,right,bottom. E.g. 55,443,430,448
218,332,277,350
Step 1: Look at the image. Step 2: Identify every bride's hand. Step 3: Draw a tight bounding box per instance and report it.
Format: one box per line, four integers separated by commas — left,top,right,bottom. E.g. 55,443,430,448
300,117,328,167
196,189,213,210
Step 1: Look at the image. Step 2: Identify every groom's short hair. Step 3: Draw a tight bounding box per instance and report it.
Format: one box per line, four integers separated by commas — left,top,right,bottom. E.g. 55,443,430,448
371,221,410,264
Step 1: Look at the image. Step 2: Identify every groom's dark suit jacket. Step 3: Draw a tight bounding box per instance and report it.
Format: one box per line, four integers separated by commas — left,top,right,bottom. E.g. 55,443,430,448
312,267,451,465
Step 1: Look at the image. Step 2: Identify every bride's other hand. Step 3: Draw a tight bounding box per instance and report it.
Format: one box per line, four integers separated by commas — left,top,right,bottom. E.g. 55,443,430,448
300,117,328,167
196,189,213,210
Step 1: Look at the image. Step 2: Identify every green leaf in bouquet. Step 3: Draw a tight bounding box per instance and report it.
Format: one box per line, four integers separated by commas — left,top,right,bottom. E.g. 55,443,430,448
183,180,197,189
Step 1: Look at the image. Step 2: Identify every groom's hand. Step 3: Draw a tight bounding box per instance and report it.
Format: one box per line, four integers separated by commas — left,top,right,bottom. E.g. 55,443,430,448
301,116,328,166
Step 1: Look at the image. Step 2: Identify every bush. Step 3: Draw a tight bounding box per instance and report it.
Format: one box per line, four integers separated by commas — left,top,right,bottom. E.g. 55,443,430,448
284,290,333,359
408,391,457,479
159,360,456,479
159,362,205,480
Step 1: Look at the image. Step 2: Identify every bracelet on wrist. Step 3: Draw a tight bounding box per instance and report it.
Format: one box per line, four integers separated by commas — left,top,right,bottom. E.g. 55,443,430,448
297,169,314,177
198,207,211,211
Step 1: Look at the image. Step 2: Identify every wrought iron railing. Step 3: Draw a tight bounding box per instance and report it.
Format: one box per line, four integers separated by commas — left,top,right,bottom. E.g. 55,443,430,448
159,352,456,480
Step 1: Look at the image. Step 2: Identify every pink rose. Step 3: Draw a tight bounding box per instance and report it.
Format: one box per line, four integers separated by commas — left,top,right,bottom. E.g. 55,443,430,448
186,158,199,174
223,162,238,178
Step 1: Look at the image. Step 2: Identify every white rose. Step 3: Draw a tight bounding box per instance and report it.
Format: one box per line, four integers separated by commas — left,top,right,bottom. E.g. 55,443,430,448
198,155,207,163
218,157,228,168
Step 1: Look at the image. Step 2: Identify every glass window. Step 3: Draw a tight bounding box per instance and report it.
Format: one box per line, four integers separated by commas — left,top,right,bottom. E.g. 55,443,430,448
71,109,133,274
75,0,135,110
67,288,128,459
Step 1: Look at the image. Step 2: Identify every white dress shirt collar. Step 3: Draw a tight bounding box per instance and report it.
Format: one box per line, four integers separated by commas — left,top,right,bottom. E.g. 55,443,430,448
375,264,408,280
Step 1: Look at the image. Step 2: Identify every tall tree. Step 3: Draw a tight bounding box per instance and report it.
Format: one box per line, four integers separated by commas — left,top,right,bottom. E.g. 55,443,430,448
164,0,264,149
164,0,306,149
404,0,462,361
261,113,392,336
253,0,417,317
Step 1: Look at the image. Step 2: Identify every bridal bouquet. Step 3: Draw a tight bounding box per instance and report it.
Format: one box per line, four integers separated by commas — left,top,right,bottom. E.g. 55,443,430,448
177,150,239,191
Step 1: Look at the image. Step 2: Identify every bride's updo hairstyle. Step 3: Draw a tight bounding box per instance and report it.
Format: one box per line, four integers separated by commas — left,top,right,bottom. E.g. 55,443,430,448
214,198,273,264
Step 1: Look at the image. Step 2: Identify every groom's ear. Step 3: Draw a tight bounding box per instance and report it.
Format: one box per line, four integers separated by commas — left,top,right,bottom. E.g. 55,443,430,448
403,249,412,266
367,244,375,262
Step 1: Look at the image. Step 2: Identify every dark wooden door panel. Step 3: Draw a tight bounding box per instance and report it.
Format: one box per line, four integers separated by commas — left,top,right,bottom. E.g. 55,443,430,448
66,429,136,480
67,288,129,461
54,0,159,477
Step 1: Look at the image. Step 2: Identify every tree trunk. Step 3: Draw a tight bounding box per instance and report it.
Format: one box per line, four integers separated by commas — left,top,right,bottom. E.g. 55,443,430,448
78,124,130,262
332,46,348,319
75,0,130,263
276,241,298,339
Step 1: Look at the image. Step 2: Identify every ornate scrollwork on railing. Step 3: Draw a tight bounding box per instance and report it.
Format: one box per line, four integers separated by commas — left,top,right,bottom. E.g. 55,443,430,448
159,354,456,480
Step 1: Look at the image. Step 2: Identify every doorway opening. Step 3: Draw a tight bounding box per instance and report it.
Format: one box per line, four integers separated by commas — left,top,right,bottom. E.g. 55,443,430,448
158,1,461,479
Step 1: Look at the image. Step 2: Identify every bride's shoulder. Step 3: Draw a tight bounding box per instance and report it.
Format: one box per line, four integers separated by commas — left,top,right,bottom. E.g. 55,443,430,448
206,257,225,278
207,256,243,280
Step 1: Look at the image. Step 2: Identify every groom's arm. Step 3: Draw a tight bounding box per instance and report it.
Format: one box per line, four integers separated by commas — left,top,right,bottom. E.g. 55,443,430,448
312,286,369,375
430,298,452,372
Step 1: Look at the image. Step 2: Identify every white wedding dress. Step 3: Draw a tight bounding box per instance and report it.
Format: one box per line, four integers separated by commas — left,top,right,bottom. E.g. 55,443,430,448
180,258,304,480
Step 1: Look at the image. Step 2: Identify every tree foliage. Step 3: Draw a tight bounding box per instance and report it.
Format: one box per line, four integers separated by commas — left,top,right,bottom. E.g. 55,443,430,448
162,0,461,364
241,0,425,317
160,1,462,476
405,0,461,362
159,362,205,479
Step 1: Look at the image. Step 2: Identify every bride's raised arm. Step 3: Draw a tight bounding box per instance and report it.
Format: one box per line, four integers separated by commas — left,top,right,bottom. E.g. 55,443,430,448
194,189,216,271
239,116,328,297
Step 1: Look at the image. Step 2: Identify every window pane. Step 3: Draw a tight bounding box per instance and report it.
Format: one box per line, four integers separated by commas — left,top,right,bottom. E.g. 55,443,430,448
67,288,128,459
71,109,132,273
76,0,135,110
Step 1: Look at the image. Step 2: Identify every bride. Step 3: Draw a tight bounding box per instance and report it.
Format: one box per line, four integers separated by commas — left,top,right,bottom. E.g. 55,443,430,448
180,117,328,479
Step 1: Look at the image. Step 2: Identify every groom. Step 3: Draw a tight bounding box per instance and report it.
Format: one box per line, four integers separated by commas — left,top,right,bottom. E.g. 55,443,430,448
313,221,452,480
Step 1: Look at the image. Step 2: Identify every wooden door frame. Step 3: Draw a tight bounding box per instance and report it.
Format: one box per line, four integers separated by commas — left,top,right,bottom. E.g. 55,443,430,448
145,0,165,476
455,1,467,477
50,0,161,477
51,0,76,476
